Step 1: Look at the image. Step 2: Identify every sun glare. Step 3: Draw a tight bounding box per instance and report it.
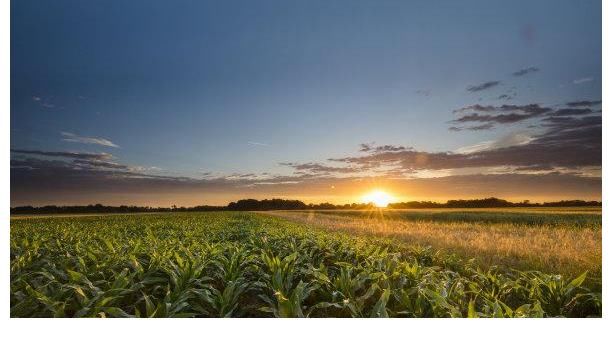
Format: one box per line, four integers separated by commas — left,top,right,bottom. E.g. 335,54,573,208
361,190,394,208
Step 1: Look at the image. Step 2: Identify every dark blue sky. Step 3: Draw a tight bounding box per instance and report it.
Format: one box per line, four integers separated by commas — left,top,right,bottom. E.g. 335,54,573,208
11,0,602,205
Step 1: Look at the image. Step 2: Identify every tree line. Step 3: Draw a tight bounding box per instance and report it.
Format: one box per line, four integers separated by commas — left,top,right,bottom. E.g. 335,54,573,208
388,197,601,209
10,197,601,214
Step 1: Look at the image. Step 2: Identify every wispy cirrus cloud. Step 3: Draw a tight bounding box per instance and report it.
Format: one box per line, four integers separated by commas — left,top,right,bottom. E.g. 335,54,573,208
61,132,119,148
247,141,270,147
32,95,56,108
573,77,594,85
455,133,533,154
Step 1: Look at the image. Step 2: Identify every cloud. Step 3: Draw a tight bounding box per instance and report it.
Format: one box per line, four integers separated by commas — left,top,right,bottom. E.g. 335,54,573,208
448,102,598,129
566,100,602,107
11,110,602,206
512,66,539,76
455,133,533,154
550,108,595,117
573,77,594,85
450,100,603,130
450,104,552,125
415,89,431,96
359,143,412,153
280,162,361,175
247,141,270,147
10,97,602,205
61,132,120,148
331,114,601,171
467,81,501,92
10,149,113,161
514,164,555,172
11,163,601,206
32,96,56,108
72,159,130,170
453,104,551,115
10,156,190,181
466,123,496,131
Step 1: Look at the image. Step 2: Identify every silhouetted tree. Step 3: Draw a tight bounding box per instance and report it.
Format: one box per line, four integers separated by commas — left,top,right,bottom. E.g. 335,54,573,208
10,197,601,214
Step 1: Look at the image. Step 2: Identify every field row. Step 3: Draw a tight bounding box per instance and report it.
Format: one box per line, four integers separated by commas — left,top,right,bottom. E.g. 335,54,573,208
10,212,601,317
265,209,602,282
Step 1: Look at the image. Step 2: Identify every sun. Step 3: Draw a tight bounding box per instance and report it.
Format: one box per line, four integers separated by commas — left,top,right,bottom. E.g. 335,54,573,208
361,190,394,208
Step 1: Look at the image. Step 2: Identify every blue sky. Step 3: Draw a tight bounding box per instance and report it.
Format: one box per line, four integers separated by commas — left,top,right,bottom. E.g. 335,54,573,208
11,1,602,205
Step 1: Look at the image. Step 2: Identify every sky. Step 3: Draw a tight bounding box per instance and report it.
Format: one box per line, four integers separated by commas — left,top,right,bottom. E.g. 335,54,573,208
11,0,602,206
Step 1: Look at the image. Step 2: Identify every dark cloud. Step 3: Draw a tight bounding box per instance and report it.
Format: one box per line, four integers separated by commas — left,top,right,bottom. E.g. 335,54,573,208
10,156,188,181
467,123,496,131
359,143,412,153
497,94,512,100
451,104,555,126
11,149,113,161
452,112,537,124
453,104,551,115
280,162,360,174
451,101,602,129
358,143,374,152
550,108,595,117
467,81,501,92
512,66,539,76
566,100,602,107
72,159,130,170
331,115,601,171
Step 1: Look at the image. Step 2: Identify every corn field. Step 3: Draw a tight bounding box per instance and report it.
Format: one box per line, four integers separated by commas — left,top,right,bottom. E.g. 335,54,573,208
10,212,601,318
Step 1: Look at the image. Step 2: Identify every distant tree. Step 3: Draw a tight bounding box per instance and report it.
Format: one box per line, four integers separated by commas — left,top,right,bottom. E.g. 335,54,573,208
10,197,601,214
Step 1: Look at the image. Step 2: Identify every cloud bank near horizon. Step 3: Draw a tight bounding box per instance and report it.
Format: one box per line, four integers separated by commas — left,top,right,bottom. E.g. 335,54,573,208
11,98,602,206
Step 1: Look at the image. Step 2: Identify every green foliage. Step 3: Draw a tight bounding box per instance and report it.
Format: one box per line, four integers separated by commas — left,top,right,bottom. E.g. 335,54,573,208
10,212,601,318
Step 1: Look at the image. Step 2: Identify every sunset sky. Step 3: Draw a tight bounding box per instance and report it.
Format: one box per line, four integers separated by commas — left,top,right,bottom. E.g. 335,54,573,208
11,0,601,206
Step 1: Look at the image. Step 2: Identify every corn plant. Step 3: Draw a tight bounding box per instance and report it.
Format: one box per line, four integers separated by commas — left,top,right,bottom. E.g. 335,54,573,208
10,211,602,318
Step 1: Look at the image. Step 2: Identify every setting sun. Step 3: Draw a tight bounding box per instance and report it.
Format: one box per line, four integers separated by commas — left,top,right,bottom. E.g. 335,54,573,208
361,190,394,207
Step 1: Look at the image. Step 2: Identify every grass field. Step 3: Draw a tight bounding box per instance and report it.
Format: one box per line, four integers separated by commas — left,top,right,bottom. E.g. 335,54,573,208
265,208,602,283
10,210,601,318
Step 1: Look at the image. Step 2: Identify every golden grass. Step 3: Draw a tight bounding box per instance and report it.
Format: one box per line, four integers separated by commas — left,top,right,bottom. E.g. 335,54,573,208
264,210,602,285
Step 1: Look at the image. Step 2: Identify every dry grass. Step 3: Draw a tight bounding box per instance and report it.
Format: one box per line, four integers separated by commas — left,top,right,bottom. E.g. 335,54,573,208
263,209,602,286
